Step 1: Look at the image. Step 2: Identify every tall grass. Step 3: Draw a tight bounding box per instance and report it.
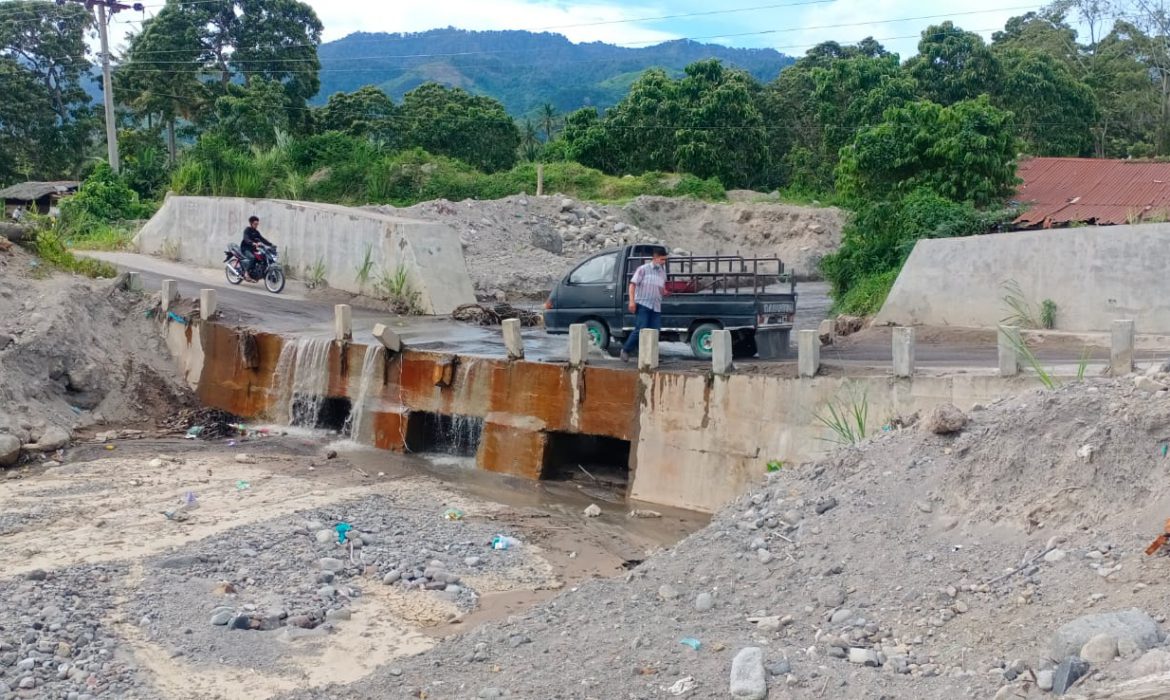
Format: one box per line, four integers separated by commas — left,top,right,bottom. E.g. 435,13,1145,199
355,244,375,290
815,389,869,445
374,263,421,314
1001,279,1041,328
170,135,727,206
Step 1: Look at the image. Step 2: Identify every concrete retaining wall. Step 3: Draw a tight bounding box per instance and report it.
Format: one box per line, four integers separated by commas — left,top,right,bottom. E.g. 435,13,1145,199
134,195,475,314
876,224,1170,332
161,315,1040,514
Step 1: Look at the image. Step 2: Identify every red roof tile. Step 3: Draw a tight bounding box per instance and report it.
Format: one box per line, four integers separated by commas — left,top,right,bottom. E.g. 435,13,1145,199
1014,157,1170,227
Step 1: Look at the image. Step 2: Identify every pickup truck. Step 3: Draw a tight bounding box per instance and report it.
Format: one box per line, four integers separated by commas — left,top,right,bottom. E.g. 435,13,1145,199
543,244,797,360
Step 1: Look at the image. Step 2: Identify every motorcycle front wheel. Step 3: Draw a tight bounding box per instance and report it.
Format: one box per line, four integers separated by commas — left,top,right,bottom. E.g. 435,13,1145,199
265,266,286,294
225,261,243,285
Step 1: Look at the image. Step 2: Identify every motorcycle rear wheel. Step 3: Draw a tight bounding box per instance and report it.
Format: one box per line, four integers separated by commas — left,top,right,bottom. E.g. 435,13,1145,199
225,262,243,285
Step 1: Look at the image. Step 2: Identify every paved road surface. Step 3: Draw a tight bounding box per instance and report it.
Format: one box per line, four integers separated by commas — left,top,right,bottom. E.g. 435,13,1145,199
86,251,1156,371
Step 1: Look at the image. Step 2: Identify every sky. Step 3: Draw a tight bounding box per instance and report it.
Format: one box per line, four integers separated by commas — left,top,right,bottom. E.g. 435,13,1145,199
299,0,1038,59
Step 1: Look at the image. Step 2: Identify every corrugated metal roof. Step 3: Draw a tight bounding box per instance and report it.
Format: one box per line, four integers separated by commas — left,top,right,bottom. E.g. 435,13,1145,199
1014,157,1170,227
0,181,79,202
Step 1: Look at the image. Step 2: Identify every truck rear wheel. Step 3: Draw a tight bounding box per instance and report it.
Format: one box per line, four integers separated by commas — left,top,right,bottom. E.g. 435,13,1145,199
583,319,610,351
689,322,721,360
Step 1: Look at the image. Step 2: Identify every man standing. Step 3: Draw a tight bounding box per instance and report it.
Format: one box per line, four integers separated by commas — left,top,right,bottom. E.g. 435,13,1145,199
240,215,273,281
620,246,669,363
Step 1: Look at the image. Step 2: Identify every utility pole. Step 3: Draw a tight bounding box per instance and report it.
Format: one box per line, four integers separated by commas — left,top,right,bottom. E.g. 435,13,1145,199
58,0,142,173
95,2,119,173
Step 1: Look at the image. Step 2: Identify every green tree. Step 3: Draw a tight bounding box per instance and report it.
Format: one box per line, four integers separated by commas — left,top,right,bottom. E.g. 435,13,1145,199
520,119,540,161
540,103,559,142
766,46,916,192
211,78,291,149
559,107,618,171
991,11,1082,66
0,1,93,182
995,49,1098,155
318,86,397,141
116,5,211,163
117,0,322,131
398,84,520,172
905,22,1003,105
673,60,770,188
1086,21,1161,155
836,96,1018,208
603,68,681,174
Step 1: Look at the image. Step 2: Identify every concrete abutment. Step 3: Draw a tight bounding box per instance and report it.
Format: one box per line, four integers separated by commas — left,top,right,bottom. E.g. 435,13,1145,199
162,318,1046,514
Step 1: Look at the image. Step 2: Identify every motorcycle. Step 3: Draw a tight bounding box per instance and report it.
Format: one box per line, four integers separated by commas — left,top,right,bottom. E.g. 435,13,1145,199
224,242,286,294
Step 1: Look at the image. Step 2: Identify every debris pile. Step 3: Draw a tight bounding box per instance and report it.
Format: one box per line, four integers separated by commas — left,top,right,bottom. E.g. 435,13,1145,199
369,194,843,298
276,379,1170,699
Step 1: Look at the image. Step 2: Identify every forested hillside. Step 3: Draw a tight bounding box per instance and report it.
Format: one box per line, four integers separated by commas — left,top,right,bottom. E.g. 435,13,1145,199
315,29,793,116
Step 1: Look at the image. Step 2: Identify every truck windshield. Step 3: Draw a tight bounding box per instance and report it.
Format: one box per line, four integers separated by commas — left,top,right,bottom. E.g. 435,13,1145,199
568,252,617,285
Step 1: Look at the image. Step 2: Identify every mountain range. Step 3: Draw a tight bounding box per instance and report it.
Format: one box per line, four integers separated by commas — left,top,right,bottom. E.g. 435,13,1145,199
315,28,794,117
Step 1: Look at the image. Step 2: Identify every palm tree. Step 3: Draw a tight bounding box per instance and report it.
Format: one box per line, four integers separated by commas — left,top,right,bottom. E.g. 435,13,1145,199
521,119,540,161
540,103,559,142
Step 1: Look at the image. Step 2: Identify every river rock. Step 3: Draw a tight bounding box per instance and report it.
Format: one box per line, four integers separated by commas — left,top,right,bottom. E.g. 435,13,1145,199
1050,609,1162,658
924,403,968,434
1080,634,1118,663
0,434,20,467
26,426,70,452
319,558,345,572
729,646,767,699
530,226,563,255
695,592,714,612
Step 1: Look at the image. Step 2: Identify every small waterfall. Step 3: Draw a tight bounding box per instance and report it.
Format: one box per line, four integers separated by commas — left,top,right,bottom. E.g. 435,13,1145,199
342,345,383,440
441,414,483,456
272,336,333,427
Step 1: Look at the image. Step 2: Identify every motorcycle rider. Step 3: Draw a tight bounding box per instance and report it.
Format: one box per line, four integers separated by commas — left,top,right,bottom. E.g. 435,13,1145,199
240,215,273,281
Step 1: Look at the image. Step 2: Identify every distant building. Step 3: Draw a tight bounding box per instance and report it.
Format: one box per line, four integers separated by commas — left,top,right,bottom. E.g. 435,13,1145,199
1014,157,1170,228
0,181,80,219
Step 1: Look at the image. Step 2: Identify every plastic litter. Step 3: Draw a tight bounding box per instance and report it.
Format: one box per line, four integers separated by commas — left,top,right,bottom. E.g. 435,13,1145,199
679,638,701,651
185,426,204,439
491,535,521,550
227,440,237,447
235,480,250,491
443,508,464,521
166,311,188,325
183,491,198,506
766,460,783,473
335,522,353,545
1161,443,1168,458
104,444,115,451
668,677,697,695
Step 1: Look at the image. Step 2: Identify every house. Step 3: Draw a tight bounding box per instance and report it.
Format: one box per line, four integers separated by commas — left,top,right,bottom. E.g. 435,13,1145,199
1014,157,1170,228
0,181,80,219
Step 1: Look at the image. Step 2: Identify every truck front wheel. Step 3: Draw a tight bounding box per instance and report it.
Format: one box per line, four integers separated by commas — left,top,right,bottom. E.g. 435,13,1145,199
689,322,722,360
583,319,611,351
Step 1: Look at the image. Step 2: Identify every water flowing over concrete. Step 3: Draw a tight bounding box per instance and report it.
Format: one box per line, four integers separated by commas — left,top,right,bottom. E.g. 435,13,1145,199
273,336,333,428
343,344,383,440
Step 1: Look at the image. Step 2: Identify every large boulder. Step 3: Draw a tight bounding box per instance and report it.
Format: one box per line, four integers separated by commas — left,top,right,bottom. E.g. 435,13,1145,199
1050,610,1162,658
25,426,71,453
0,434,20,467
530,226,563,255
924,403,968,435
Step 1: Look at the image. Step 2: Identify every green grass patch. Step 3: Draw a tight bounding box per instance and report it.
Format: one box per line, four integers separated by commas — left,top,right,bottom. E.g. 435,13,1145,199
834,269,898,316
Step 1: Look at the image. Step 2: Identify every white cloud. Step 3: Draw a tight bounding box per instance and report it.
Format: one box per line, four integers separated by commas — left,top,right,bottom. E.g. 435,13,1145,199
305,0,681,46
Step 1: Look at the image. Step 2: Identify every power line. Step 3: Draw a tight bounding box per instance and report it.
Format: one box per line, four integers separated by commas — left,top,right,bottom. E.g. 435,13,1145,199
10,4,1036,68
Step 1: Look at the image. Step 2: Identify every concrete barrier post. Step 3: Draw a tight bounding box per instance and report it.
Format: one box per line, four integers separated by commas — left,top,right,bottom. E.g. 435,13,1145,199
126,271,142,292
199,289,217,318
334,304,352,342
1111,319,1135,375
798,329,820,378
998,325,1021,377
502,318,524,360
372,323,402,353
568,323,589,367
711,329,733,375
892,326,915,378
160,279,178,312
637,329,659,371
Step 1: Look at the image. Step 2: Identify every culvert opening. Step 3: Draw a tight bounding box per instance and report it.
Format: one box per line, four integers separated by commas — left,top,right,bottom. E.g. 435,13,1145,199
542,432,631,487
291,395,352,432
405,412,483,457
